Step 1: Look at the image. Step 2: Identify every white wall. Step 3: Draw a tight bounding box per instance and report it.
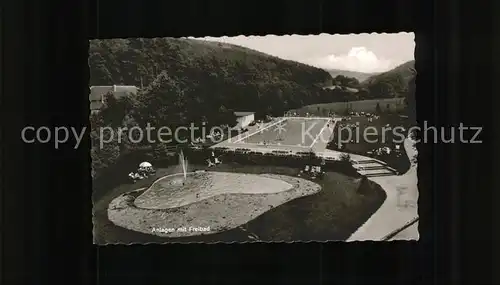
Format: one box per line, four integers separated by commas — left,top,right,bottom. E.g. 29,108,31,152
237,114,255,128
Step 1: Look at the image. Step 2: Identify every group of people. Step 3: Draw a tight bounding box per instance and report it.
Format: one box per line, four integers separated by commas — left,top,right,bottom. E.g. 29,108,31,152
298,164,325,179
368,145,400,157
206,152,222,167
128,162,156,183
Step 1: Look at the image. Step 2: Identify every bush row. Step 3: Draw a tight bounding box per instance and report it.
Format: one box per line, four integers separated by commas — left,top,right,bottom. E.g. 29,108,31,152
183,147,360,176
92,146,360,200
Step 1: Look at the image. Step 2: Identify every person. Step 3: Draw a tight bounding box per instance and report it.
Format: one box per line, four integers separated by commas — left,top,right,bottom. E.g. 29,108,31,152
128,172,136,182
138,168,148,178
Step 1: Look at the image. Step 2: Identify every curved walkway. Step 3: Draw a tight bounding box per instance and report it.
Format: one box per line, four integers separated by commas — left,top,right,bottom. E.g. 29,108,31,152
211,116,418,240
346,137,419,241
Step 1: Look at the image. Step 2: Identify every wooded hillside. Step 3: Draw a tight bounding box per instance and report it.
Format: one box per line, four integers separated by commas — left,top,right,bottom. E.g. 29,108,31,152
88,37,337,178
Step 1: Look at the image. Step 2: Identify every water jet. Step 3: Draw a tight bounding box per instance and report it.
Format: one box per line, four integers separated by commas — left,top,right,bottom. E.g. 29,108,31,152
179,150,188,181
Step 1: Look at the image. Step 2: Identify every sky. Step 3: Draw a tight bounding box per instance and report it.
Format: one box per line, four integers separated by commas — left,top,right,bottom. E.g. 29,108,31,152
195,33,414,73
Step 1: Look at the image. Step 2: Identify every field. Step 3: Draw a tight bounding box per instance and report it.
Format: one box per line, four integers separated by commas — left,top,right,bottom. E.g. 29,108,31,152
331,115,409,150
93,163,386,243
291,98,406,115
237,118,331,148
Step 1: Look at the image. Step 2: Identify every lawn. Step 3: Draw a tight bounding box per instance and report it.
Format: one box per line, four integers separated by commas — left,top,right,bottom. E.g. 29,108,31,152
291,98,406,116
327,114,412,173
93,163,386,243
240,118,329,147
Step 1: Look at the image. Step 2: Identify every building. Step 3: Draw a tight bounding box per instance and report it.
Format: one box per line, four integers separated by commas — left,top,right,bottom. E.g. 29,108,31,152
322,85,358,93
89,85,138,113
233,111,255,130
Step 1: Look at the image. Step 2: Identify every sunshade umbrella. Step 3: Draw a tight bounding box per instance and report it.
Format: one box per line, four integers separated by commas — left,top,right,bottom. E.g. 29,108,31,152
139,161,152,168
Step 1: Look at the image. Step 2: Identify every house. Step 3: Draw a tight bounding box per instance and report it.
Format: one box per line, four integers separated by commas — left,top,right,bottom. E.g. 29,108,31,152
322,85,358,93
89,85,139,113
233,111,255,130
323,85,341,90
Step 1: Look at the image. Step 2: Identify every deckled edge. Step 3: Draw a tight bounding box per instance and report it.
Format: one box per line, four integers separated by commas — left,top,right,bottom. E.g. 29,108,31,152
91,31,419,245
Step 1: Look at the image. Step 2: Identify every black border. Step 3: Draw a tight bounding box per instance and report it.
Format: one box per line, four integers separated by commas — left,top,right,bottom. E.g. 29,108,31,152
2,0,495,284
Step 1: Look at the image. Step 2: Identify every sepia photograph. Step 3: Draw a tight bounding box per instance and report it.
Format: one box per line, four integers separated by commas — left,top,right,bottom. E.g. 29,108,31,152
90,32,418,244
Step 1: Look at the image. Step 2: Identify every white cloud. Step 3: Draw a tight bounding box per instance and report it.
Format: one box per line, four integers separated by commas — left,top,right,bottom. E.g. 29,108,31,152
307,47,392,73
194,34,413,73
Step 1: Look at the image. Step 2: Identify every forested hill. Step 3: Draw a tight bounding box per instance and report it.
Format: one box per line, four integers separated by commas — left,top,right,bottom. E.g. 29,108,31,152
89,37,336,178
362,60,415,86
359,60,416,99
89,37,333,116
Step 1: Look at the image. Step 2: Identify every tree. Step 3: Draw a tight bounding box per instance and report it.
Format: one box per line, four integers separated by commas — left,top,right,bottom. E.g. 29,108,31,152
91,138,121,177
334,75,360,88
356,89,369,100
205,105,238,131
339,153,351,162
343,107,350,116
100,92,138,129
150,142,175,160
368,80,396,98
406,68,417,123
88,37,339,179
375,102,382,114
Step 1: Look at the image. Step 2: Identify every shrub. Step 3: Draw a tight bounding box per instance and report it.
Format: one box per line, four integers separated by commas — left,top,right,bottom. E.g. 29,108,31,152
356,175,372,194
339,153,351,162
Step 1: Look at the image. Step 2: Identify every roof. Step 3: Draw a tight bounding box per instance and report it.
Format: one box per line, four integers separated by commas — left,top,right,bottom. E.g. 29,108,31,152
89,86,113,101
114,85,138,95
234,111,255,117
90,101,104,110
89,85,138,111
89,85,138,101
322,85,358,93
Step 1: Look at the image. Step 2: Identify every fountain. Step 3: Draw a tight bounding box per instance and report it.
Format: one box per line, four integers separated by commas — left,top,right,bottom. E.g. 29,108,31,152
179,149,188,181
168,150,189,186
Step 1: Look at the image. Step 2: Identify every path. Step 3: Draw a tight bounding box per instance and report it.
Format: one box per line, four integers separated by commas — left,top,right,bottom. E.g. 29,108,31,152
214,116,400,178
346,137,419,241
388,220,419,240
318,150,398,176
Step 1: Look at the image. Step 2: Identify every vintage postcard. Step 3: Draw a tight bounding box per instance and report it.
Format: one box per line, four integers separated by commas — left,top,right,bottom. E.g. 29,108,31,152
90,32,418,244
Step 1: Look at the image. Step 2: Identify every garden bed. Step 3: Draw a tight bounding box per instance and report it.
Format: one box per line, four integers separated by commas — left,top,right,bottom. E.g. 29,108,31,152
93,163,386,243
